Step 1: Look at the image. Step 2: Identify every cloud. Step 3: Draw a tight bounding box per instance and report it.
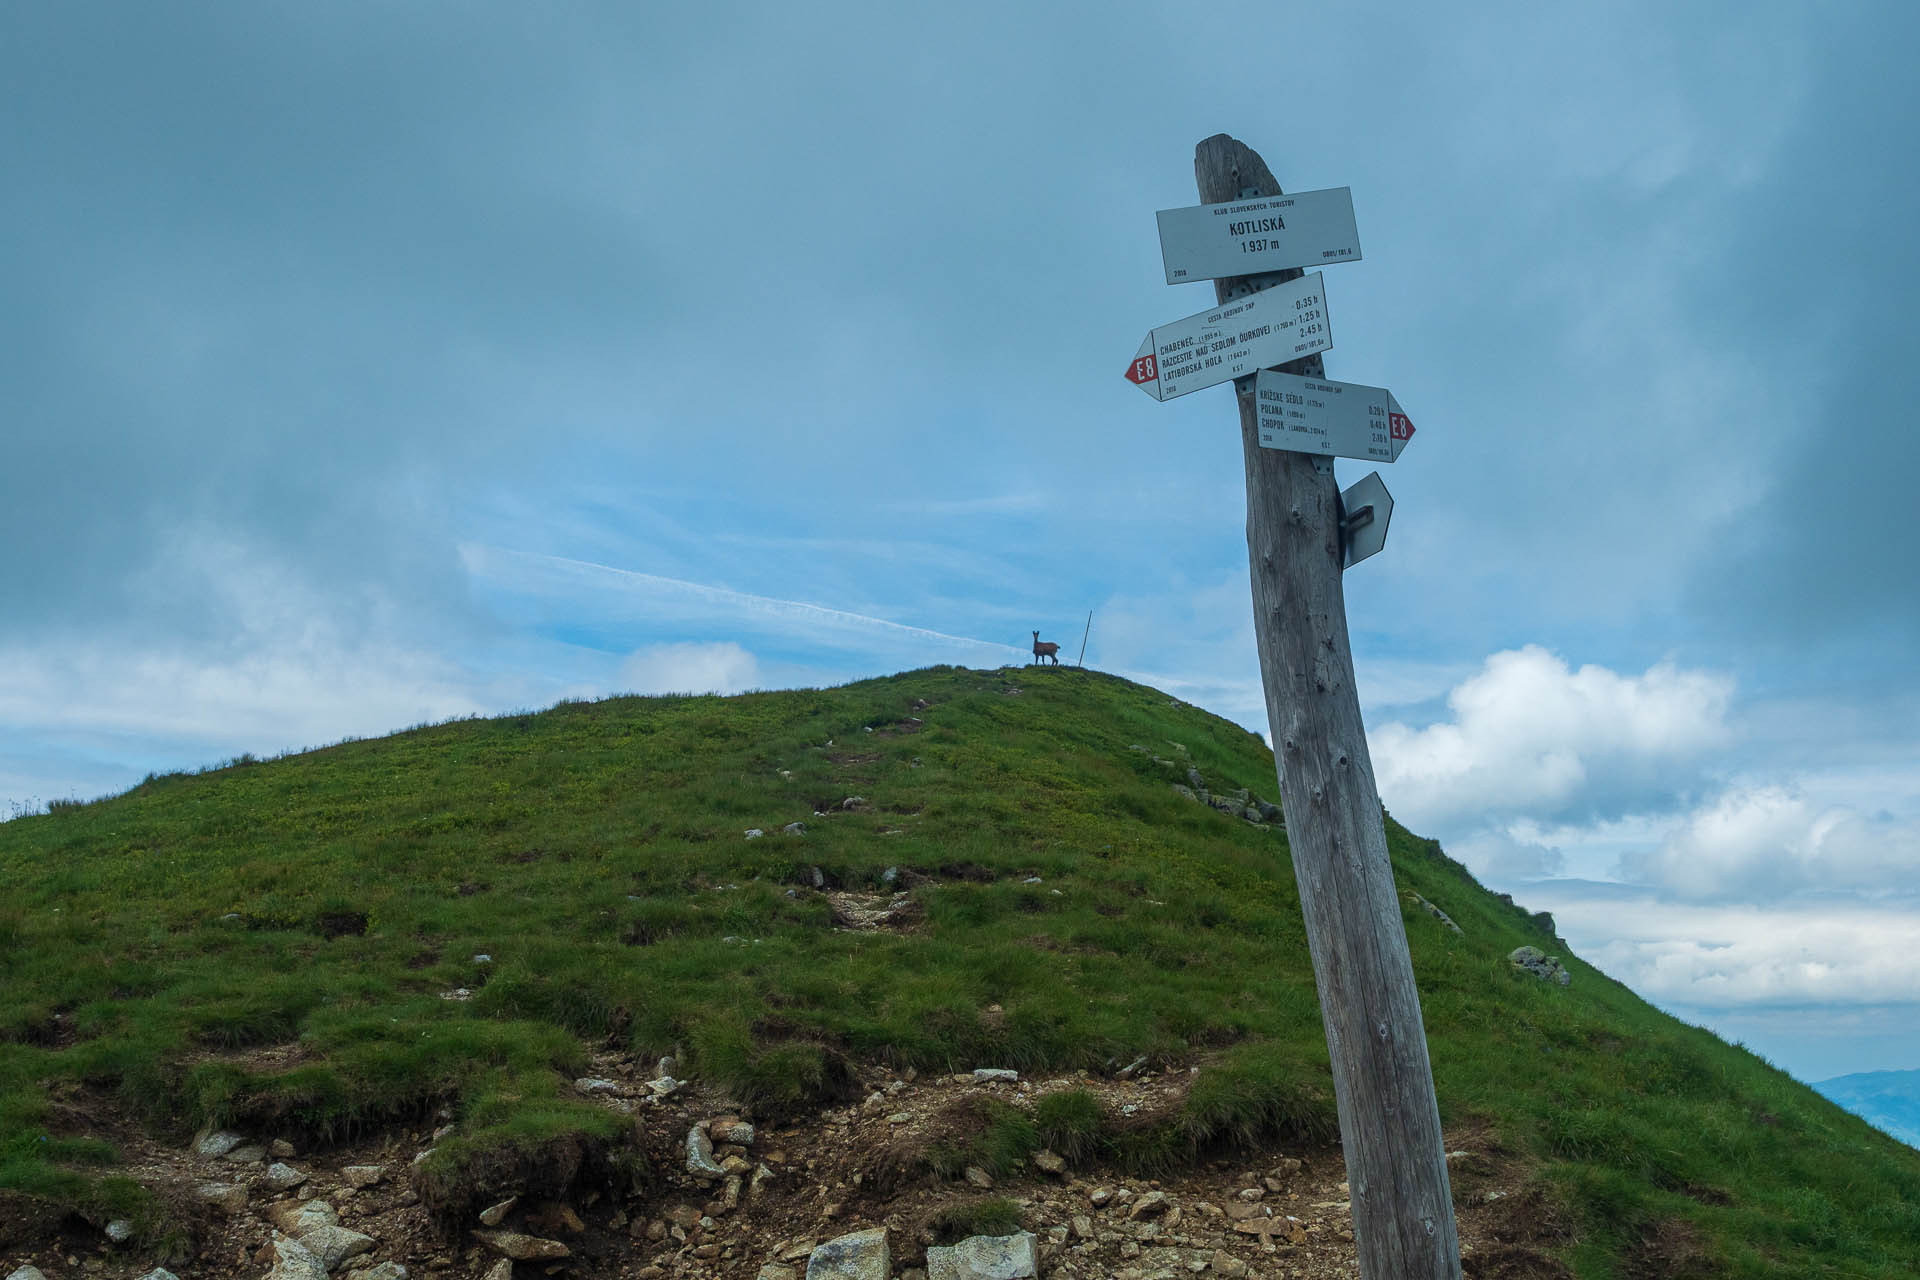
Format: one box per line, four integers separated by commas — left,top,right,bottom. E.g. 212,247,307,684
619,642,760,696
1526,882,1920,1010
1622,784,1920,902
1371,646,1733,829
1447,827,1566,882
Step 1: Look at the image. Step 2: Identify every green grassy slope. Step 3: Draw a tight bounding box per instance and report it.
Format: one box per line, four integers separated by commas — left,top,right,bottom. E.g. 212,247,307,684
3,665,1917,1276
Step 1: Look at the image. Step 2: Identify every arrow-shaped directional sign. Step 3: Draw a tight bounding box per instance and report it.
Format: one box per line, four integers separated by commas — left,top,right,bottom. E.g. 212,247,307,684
1254,370,1415,463
1340,471,1393,569
1124,272,1331,402
1156,187,1361,284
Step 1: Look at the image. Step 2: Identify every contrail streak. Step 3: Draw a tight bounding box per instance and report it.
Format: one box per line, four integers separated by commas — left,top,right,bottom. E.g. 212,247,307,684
466,546,1028,657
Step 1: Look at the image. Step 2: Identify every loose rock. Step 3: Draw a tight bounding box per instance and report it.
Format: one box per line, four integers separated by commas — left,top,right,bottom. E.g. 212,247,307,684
266,1161,309,1191
806,1227,890,1280
194,1129,245,1158
8,1268,48,1280
270,1201,339,1235
472,1230,570,1261
926,1232,1038,1280
972,1069,1018,1083
687,1125,727,1179
342,1164,385,1189
1128,1192,1171,1220
264,1233,329,1280
360,1265,408,1280
104,1218,133,1243
1508,945,1572,986
135,1271,180,1280
478,1196,517,1226
298,1225,376,1273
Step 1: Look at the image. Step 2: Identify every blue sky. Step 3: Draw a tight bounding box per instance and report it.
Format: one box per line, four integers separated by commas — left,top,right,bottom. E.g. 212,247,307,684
5,2,1917,1084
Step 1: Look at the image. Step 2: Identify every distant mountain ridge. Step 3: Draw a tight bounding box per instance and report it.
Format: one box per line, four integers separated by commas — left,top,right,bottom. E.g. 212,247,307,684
1815,1067,1920,1148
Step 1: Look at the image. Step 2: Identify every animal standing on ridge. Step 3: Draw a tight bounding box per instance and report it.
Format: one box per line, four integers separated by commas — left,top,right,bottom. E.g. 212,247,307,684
1031,632,1061,666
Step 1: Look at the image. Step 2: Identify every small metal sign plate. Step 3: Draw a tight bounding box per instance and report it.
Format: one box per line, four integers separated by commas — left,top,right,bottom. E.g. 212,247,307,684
1124,272,1332,402
1254,370,1415,463
1156,187,1361,284
1340,471,1393,569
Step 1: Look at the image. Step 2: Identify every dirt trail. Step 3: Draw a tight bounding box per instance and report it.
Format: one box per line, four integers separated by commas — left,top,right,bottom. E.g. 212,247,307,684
2,1056,1568,1280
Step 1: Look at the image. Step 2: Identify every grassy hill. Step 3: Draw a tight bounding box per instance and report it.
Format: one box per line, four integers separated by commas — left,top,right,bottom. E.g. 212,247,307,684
3,665,1918,1277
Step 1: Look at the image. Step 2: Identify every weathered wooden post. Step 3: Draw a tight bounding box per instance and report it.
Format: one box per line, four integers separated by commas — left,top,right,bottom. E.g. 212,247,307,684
1193,134,1461,1278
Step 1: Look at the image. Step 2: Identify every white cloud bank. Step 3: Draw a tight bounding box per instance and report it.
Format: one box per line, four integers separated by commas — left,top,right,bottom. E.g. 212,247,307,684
1533,886,1920,1010
1372,645,1733,830
1625,784,1920,902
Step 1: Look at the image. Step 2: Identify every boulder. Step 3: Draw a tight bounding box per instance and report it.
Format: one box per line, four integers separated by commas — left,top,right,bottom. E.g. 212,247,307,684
806,1227,890,1280
1508,946,1571,986
264,1233,329,1280
224,1143,268,1163
926,1232,1038,1280
7,1268,50,1280
971,1068,1018,1084
341,1164,385,1189
104,1217,134,1243
298,1224,376,1273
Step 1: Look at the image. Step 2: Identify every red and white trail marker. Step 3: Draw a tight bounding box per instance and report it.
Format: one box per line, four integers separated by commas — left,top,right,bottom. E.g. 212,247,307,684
1123,272,1332,402
1254,369,1416,463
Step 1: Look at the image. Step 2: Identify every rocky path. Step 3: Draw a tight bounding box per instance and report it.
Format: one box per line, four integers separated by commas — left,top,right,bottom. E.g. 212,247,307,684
3,1057,1562,1280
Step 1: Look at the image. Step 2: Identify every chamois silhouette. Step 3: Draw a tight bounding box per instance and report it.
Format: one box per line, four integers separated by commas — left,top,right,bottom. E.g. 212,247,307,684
1031,631,1061,666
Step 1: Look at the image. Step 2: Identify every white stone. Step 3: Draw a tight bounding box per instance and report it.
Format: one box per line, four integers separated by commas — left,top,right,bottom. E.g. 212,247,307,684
298,1224,376,1273
265,1233,330,1280
806,1226,890,1280
194,1129,245,1158
8,1267,51,1280
104,1217,134,1242
972,1069,1019,1083
266,1161,309,1190
135,1270,180,1280
926,1232,1038,1280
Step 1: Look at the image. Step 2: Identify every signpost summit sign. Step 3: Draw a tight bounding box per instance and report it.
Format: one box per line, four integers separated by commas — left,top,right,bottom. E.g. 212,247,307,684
1253,369,1415,463
1124,272,1332,402
1156,187,1361,284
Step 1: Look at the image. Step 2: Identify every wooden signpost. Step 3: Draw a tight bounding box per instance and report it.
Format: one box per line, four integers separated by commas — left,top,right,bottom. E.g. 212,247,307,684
1131,135,1461,1279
